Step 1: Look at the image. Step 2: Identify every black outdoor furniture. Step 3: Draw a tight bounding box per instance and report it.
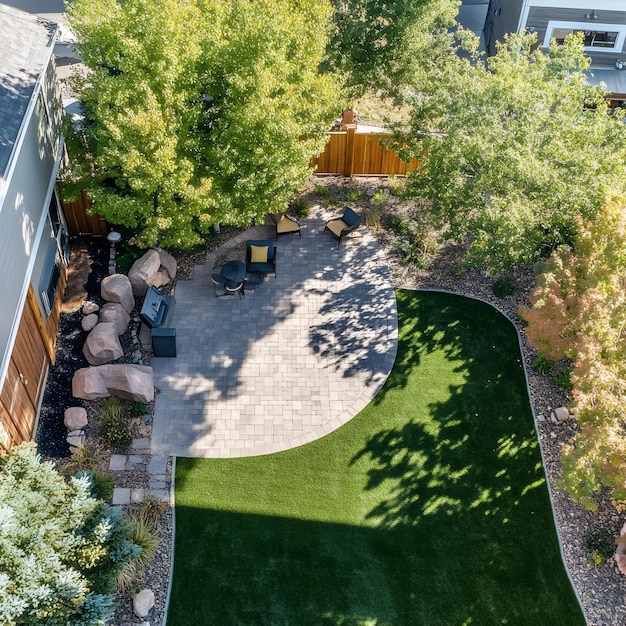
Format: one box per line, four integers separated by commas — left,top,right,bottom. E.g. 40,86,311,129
211,260,246,298
323,207,362,247
140,285,177,356
245,240,277,278
270,213,301,240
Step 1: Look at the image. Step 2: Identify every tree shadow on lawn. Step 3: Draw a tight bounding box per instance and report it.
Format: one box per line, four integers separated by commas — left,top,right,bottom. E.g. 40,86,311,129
169,292,584,625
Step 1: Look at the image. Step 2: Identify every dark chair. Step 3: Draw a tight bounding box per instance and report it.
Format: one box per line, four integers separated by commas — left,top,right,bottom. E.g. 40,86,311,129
270,213,301,240
245,240,277,278
210,273,245,299
323,207,361,248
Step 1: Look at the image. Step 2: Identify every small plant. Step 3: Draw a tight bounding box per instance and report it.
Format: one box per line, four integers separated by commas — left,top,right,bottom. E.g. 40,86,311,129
365,206,383,231
315,184,328,196
554,369,573,391
371,189,387,206
532,355,555,375
76,469,115,502
492,275,517,298
117,507,160,592
345,188,361,203
289,196,311,218
388,214,411,237
61,440,109,476
388,174,406,196
584,528,615,566
130,401,148,418
98,397,131,453
325,192,339,207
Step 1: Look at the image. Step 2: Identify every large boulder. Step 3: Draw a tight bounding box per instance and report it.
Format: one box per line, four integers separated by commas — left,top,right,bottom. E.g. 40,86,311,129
99,302,131,335
129,250,161,297
158,249,177,281
72,364,154,404
83,322,123,365
101,274,135,314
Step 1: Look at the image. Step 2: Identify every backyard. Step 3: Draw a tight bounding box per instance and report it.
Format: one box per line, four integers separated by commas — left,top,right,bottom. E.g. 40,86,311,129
168,290,584,625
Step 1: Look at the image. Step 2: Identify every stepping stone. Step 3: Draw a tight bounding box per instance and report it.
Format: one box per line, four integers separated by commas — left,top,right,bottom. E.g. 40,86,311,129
127,454,145,466
109,454,127,471
149,488,169,503
149,480,167,492
112,488,131,505
132,438,150,451
149,455,167,476
131,488,146,504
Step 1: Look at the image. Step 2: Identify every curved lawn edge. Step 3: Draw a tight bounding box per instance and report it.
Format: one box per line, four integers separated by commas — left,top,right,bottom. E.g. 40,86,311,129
410,287,586,623
166,289,586,625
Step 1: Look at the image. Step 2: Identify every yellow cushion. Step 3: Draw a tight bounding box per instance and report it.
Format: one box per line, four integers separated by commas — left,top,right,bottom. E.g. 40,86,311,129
250,245,269,263
277,216,300,234
327,219,348,237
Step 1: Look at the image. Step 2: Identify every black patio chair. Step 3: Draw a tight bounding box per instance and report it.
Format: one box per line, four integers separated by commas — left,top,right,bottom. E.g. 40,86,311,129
245,240,277,278
270,213,301,240
323,207,361,248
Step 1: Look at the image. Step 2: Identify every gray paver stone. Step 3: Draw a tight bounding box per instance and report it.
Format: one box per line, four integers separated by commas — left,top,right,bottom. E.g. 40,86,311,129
149,489,169,503
132,438,150,450
109,455,127,471
131,488,146,503
148,455,167,475
112,488,131,505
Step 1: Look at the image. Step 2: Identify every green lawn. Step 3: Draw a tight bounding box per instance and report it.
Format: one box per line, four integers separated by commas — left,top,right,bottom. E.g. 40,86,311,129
169,290,584,625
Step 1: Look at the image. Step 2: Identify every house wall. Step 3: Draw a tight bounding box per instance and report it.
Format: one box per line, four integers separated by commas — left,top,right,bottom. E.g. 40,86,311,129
0,55,66,448
487,0,525,56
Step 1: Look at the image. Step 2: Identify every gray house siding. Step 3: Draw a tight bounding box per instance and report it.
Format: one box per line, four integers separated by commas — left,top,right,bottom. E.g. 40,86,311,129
487,0,525,56
0,55,63,398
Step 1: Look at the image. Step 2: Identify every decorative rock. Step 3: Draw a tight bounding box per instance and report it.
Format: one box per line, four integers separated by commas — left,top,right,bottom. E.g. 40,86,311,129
82,301,100,315
64,407,88,430
67,429,85,438
72,364,154,403
81,313,99,332
133,589,155,618
614,522,626,576
99,302,131,335
550,407,570,423
66,433,85,448
129,250,161,297
83,322,124,365
158,248,177,280
101,274,135,313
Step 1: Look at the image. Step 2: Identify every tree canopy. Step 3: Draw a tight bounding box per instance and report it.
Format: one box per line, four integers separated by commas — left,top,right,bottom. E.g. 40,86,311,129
397,32,626,273
0,443,139,625
65,0,340,248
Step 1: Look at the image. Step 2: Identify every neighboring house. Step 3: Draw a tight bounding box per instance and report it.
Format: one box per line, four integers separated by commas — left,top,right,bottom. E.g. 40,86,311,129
485,0,626,102
0,3,69,450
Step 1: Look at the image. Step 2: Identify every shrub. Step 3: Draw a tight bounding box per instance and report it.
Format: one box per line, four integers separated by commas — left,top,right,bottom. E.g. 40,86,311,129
388,174,406,196
314,184,328,196
98,397,131,453
584,528,615,566
388,214,412,237
61,440,109,476
289,196,311,218
130,401,148,418
0,443,139,624
365,206,383,231
492,275,517,298
117,507,160,592
75,469,116,502
554,369,573,391
371,189,387,206
532,355,555,375
345,188,361,203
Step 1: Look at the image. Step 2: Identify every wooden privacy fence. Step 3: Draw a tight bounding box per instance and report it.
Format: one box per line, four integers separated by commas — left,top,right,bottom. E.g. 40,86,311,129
313,127,421,176
61,189,108,237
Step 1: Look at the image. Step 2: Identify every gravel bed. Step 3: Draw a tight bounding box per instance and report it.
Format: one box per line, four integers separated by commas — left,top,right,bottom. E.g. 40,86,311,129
36,178,625,625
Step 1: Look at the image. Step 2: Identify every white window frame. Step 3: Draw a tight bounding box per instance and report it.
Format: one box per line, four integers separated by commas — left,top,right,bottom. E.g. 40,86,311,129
543,21,626,53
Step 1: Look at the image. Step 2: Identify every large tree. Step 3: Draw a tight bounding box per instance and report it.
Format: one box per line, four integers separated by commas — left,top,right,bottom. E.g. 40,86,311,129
324,0,459,99
65,0,339,248
397,32,626,273
0,443,139,625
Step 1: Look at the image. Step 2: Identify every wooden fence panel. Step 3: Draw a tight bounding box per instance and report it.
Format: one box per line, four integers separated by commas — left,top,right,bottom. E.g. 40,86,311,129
314,128,420,176
62,189,108,237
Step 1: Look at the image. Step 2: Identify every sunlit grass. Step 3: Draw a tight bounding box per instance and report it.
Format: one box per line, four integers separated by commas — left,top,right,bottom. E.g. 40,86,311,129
170,291,584,626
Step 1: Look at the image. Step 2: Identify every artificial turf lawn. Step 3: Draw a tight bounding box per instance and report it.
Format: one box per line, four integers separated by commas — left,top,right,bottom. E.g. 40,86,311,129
169,290,585,625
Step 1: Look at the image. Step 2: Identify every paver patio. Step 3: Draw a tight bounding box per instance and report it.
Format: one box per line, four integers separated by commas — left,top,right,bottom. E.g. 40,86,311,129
150,207,398,458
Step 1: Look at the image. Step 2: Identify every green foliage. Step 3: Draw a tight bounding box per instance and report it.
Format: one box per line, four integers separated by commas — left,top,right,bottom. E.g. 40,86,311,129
400,32,626,273
76,469,115,502
289,197,311,219
524,198,626,509
388,214,412,237
0,443,139,624
130,401,148,418
61,440,109,476
553,369,573,391
584,528,615,566
532,355,554,375
388,174,406,197
492,275,517,298
315,184,329,197
345,188,361,203
389,209,439,269
98,397,131,453
364,206,383,231
66,0,340,249
371,189,388,206
117,506,160,592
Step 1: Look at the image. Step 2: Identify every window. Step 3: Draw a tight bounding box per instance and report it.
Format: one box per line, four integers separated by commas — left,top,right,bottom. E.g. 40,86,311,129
544,21,626,53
